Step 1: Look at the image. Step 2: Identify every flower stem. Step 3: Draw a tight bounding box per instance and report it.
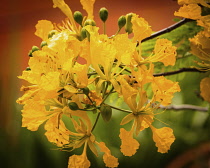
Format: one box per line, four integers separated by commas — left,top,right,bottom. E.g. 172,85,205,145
91,113,101,132
105,104,132,113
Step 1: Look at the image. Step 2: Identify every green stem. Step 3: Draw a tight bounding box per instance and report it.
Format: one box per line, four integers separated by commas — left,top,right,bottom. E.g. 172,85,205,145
105,104,132,113
100,86,114,105
86,94,94,105
103,22,106,34
91,113,101,132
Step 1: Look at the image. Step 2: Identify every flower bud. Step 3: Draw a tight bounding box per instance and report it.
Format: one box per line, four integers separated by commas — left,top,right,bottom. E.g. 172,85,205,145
28,46,39,57
118,15,126,30
80,27,87,40
100,104,112,122
84,19,96,26
48,30,57,39
28,50,33,57
99,7,108,22
40,41,47,48
74,11,83,26
32,46,39,52
68,102,80,111
25,67,31,71
125,13,133,34
82,87,90,95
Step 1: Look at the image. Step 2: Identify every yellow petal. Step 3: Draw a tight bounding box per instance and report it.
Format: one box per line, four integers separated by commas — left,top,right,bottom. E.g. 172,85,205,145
21,99,51,131
39,72,60,91
132,14,152,42
45,114,71,147
151,127,175,153
152,76,181,106
174,4,201,20
178,0,210,8
80,0,95,19
35,20,54,40
200,77,210,102
190,31,210,61
153,39,177,66
52,0,73,19
119,128,140,156
68,154,90,168
120,113,135,125
98,142,119,168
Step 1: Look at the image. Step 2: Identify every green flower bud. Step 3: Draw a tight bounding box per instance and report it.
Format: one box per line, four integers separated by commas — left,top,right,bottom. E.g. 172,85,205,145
118,15,126,30
25,67,31,71
125,13,133,34
32,46,39,53
84,19,96,26
48,30,57,39
28,46,40,57
82,87,90,95
28,50,33,57
80,27,87,40
74,11,83,26
40,41,47,48
99,7,108,22
68,102,80,111
100,104,112,122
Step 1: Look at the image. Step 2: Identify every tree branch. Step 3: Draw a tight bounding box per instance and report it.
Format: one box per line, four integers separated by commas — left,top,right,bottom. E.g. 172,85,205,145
153,67,206,77
142,18,193,42
160,104,209,112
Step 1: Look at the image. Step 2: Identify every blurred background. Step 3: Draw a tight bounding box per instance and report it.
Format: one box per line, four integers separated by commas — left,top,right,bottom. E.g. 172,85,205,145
1,0,210,167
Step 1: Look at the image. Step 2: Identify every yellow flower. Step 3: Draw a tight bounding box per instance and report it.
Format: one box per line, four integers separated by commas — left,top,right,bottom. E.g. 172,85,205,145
174,4,202,20
35,20,54,40
200,77,210,102
119,128,140,156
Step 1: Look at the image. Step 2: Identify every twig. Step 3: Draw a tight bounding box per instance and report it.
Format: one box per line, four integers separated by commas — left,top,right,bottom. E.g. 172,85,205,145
153,67,205,77
142,18,193,42
160,104,209,112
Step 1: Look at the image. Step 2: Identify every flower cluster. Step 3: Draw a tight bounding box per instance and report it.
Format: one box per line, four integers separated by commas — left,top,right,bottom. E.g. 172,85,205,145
175,0,210,103
17,0,181,167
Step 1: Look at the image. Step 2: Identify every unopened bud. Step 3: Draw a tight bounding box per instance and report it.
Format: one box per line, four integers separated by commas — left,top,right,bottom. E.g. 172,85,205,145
32,46,39,52
99,7,108,22
28,46,39,57
74,11,83,26
40,41,47,48
25,67,31,71
125,13,133,34
28,50,33,57
84,19,96,26
80,27,87,40
68,102,79,111
100,104,112,122
118,15,126,30
82,87,90,95
48,30,57,39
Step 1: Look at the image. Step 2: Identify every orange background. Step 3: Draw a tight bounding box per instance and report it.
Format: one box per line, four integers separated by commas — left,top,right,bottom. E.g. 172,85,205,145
0,0,179,131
